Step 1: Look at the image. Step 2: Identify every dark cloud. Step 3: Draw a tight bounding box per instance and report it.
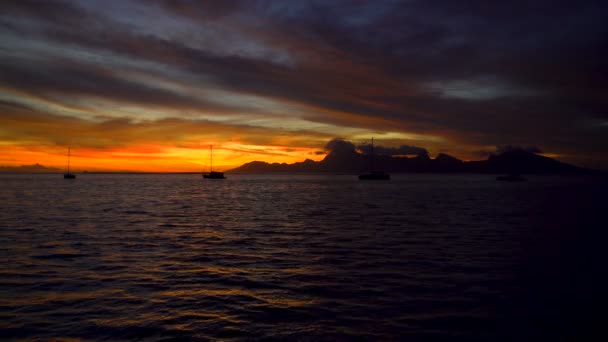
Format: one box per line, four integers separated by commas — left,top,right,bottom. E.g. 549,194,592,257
477,145,544,158
0,0,93,27
324,138,356,154
326,138,428,157
1,0,607,167
358,144,428,156
0,59,235,112
158,0,243,20
496,145,543,155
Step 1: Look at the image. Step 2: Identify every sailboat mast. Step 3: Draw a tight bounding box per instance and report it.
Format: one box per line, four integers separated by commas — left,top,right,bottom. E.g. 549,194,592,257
210,144,213,172
370,137,374,172
67,147,70,173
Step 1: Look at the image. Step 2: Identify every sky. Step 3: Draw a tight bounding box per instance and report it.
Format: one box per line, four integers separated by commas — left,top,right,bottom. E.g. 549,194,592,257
1,0,607,171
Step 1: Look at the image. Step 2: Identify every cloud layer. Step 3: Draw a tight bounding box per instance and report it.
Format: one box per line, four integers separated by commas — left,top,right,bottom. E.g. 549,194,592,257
1,0,607,169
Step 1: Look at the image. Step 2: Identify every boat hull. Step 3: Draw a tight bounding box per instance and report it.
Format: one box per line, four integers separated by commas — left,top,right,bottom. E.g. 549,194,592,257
203,171,226,179
63,173,76,179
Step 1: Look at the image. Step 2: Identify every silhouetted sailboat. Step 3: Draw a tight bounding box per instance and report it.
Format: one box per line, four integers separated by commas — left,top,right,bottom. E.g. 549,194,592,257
63,147,76,179
359,138,390,180
203,144,225,179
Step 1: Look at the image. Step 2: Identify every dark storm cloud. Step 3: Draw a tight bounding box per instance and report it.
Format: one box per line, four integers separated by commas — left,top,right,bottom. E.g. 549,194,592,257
476,145,544,158
1,0,607,167
0,0,92,26
0,58,242,113
358,144,428,156
497,145,543,155
158,0,243,20
324,138,356,154
0,2,424,127
324,138,428,157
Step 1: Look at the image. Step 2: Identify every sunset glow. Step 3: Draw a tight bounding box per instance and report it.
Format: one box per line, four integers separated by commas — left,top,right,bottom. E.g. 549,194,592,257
2,2,607,340
1,1,607,171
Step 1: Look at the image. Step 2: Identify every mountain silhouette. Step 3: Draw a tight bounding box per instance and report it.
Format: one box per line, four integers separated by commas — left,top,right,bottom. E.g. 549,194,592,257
0,163,61,173
228,140,590,174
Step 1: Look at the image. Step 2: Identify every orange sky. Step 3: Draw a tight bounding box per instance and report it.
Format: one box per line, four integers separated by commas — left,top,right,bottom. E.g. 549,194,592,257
0,143,327,172
1,1,606,171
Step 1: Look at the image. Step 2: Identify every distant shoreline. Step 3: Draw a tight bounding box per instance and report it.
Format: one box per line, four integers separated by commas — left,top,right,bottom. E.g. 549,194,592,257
1,171,605,176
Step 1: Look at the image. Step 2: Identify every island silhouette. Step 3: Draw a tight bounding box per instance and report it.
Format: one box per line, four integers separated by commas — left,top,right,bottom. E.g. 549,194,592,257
228,139,589,174
0,163,61,173
0,140,594,175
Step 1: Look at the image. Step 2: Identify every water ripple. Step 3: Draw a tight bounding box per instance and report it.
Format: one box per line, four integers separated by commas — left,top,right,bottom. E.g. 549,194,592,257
1,174,606,340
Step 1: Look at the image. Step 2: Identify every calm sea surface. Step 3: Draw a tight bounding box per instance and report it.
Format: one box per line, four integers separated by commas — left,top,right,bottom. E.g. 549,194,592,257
1,174,607,341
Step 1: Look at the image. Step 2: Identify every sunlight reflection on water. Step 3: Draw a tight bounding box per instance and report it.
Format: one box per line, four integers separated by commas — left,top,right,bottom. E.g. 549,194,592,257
1,174,606,340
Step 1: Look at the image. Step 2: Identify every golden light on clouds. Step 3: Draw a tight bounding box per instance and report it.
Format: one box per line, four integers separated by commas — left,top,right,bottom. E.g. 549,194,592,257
1,0,606,170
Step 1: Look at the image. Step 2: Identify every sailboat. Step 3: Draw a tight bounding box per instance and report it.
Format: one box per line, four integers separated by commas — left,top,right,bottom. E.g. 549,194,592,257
63,147,76,179
202,144,226,179
359,138,390,180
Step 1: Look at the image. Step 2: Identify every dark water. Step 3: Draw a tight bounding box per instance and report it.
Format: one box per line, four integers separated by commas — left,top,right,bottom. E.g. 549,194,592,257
1,174,607,341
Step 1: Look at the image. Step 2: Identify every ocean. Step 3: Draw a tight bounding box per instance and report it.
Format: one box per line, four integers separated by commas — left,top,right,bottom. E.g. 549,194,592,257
1,173,606,341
